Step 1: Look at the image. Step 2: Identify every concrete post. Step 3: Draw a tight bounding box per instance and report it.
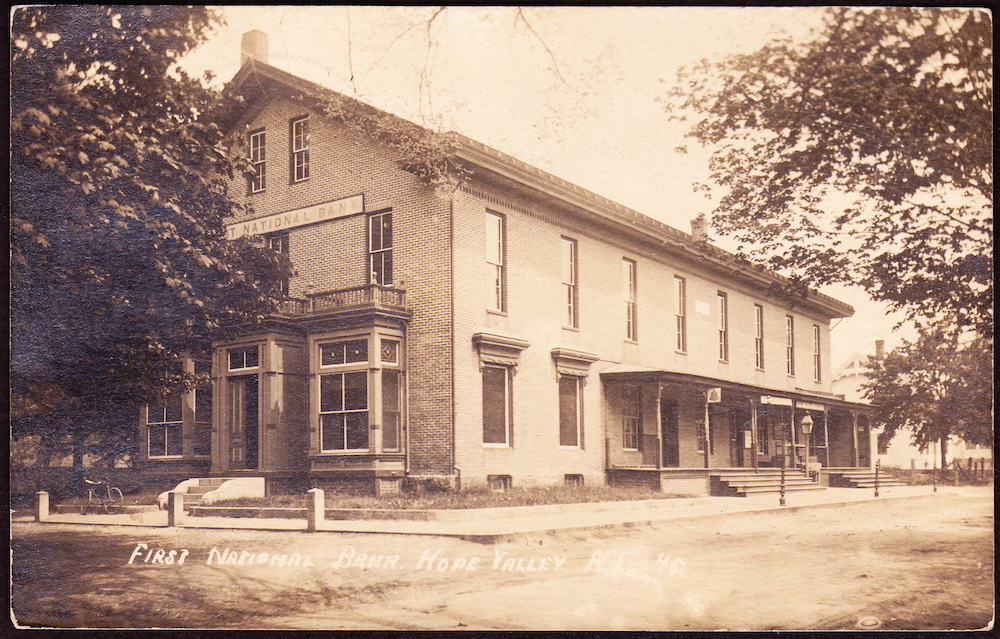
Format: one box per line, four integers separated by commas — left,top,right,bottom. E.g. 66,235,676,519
910,459,916,485
167,490,185,527
307,488,324,532
35,491,50,522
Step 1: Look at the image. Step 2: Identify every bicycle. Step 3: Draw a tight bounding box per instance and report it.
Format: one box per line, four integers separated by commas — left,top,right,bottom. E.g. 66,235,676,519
84,478,124,515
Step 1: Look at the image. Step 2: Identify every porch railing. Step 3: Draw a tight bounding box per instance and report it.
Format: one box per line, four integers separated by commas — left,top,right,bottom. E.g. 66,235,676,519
276,284,407,315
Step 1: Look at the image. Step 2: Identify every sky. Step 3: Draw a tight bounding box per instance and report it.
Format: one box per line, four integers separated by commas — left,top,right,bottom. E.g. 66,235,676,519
178,6,914,365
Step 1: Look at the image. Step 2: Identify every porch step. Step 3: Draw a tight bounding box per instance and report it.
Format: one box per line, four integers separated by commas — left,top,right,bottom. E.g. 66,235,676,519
710,471,825,497
827,470,905,488
178,477,242,510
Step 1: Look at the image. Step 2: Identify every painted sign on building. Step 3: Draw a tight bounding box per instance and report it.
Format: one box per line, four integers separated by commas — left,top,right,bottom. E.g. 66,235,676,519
226,194,364,239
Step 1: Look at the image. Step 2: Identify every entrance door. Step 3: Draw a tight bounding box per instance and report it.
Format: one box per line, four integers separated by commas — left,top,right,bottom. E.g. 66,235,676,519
729,405,753,468
228,374,259,469
856,415,871,467
660,400,679,467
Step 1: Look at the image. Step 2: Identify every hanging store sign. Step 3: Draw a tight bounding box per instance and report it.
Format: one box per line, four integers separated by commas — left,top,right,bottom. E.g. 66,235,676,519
226,194,365,239
706,387,722,403
796,401,826,412
760,395,793,406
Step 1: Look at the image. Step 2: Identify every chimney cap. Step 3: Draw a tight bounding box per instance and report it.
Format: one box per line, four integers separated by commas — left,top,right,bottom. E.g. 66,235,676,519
690,213,708,241
241,30,269,66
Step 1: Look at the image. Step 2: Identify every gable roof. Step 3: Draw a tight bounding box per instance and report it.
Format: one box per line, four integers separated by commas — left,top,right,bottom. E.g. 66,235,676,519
227,59,855,320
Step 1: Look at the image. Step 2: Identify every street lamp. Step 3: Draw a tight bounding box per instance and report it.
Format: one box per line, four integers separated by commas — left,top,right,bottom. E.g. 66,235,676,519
801,413,814,479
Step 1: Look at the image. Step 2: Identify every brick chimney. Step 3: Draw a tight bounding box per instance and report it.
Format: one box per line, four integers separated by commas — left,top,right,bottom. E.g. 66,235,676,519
690,213,708,241
875,340,885,359
241,30,269,65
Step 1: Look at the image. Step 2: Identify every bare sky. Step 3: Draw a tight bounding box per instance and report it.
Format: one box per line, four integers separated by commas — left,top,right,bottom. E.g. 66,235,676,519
178,6,914,365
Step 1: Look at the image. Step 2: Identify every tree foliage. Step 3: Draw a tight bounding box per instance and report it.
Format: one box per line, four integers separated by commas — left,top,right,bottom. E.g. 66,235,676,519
666,7,992,337
862,328,992,467
10,6,289,465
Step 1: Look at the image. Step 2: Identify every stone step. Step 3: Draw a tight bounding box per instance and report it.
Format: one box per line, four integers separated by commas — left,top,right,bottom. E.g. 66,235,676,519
847,479,906,488
713,474,808,483
739,484,826,495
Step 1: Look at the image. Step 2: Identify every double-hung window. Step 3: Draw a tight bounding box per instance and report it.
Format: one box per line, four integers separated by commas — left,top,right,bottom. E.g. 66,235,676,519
674,276,687,352
369,212,393,285
754,305,765,370
319,371,368,451
268,233,289,295
622,386,641,450
319,338,370,451
148,395,183,457
561,238,578,328
290,117,309,182
558,376,583,447
249,129,266,193
486,211,505,312
786,315,796,376
482,365,511,445
717,292,729,362
812,324,822,382
193,359,212,457
623,259,637,341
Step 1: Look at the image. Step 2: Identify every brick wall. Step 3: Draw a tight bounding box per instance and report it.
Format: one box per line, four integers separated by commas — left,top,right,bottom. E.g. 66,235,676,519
229,97,456,477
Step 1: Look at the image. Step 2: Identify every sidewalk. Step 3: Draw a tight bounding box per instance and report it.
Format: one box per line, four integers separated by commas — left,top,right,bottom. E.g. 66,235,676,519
12,484,961,542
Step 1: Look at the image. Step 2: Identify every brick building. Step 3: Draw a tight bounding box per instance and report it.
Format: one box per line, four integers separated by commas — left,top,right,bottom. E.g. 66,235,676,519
138,32,875,496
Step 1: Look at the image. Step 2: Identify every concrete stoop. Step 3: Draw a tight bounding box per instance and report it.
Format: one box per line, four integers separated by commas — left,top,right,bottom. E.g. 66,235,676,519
827,470,906,489
711,470,825,497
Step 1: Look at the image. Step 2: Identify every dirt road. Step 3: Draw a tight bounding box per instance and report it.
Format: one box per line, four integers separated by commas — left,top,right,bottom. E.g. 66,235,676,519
10,487,993,630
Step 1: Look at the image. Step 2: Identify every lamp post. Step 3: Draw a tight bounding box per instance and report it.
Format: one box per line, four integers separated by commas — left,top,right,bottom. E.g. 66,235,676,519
801,413,814,481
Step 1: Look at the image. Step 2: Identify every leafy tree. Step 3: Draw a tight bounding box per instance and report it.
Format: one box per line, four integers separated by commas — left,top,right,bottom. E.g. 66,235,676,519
862,328,993,469
10,7,289,477
665,7,992,337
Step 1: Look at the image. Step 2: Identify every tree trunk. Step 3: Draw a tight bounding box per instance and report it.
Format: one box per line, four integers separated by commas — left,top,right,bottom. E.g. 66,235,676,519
939,435,948,476
71,429,85,494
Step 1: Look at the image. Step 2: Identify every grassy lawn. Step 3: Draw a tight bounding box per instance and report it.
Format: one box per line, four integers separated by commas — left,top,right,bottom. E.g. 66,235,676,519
209,485,697,510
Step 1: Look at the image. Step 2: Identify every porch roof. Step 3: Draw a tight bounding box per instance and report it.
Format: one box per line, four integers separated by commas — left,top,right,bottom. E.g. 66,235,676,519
599,366,871,412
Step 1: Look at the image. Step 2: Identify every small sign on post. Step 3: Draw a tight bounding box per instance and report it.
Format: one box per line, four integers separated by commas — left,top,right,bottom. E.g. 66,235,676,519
706,387,722,403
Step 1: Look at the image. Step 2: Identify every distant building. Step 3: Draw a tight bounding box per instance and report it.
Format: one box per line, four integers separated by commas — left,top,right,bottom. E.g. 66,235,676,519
831,341,992,470
136,32,875,495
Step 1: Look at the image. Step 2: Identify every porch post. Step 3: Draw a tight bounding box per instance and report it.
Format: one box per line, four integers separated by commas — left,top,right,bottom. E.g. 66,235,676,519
749,397,759,471
703,393,710,469
822,407,830,467
851,411,860,467
655,384,663,469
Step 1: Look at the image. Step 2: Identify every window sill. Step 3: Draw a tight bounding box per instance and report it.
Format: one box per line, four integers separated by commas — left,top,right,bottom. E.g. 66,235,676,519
487,309,508,317
624,339,638,345
314,450,374,455
562,325,579,332
719,359,729,364
148,455,184,460
482,443,511,449
675,350,687,355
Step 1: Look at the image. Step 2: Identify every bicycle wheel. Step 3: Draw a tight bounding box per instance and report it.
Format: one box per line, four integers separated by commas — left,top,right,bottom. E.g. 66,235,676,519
86,489,97,515
104,487,124,515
